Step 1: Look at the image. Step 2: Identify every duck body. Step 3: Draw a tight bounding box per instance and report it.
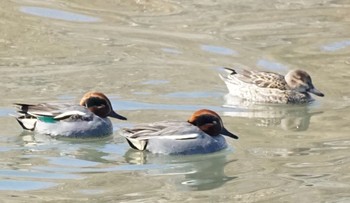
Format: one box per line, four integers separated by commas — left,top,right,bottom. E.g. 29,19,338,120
121,109,238,155
220,68,324,104
14,92,126,138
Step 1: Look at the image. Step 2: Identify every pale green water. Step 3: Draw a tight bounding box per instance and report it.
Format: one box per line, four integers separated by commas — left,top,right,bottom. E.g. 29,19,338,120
0,0,350,202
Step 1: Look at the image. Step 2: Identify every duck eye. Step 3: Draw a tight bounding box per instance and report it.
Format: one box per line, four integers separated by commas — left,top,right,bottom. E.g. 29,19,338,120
86,97,107,107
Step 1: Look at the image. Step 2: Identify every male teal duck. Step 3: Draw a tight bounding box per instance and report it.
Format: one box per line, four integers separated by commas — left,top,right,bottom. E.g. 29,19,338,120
14,91,127,137
121,109,238,155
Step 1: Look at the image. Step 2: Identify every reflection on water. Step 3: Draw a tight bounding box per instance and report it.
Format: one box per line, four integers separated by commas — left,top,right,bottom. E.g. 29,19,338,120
165,91,223,98
256,58,289,72
223,94,323,131
1,0,350,201
0,180,57,191
322,40,350,52
124,149,237,191
0,169,81,180
0,108,13,117
161,47,182,54
200,44,238,56
141,80,169,85
20,6,100,22
11,131,238,191
112,100,226,111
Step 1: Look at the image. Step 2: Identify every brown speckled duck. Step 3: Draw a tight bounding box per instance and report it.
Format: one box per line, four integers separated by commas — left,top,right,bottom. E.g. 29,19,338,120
220,67,324,104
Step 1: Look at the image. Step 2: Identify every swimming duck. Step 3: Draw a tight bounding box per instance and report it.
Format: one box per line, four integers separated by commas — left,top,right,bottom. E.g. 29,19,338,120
14,91,127,137
220,67,324,104
121,109,238,155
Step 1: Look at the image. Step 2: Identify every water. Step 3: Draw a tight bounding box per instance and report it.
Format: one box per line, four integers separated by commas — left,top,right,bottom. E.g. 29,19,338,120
1,0,350,202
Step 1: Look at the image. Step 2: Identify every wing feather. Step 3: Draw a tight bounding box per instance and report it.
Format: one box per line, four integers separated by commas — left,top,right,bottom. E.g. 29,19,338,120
14,103,89,121
225,67,288,90
122,121,200,140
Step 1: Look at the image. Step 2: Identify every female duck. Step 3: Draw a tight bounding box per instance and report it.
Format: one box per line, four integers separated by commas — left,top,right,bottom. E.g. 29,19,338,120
220,67,324,104
14,91,127,137
121,109,238,155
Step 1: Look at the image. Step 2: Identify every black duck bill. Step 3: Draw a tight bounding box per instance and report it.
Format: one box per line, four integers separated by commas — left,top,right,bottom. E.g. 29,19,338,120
221,127,239,139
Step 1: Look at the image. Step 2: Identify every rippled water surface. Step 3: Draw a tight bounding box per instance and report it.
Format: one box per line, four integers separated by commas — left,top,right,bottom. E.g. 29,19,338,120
1,0,350,202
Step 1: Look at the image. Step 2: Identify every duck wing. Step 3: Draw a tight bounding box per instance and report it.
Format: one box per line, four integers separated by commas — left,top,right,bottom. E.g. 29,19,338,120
13,102,93,131
15,103,73,117
225,67,288,90
122,121,201,151
122,121,200,140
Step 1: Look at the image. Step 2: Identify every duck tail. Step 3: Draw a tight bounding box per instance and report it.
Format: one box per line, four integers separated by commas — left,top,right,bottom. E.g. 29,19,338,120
126,138,148,151
223,67,237,75
10,114,37,131
219,67,237,82
13,103,33,114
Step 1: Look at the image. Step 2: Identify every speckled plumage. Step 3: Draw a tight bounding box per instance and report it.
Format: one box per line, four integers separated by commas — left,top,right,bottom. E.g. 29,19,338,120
220,67,324,104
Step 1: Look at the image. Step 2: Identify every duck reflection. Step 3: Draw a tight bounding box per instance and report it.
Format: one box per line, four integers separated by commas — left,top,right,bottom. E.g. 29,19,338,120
223,94,323,131
19,131,60,147
18,132,237,191
124,149,237,191
18,131,116,165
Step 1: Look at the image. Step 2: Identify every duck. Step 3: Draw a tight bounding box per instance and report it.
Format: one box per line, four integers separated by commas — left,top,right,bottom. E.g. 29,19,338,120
121,109,238,155
14,91,127,138
220,67,324,104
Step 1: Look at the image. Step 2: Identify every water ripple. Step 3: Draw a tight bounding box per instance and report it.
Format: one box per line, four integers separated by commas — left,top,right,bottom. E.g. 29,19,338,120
322,40,350,52
0,169,81,180
20,6,100,22
200,45,238,56
256,59,289,72
0,180,57,191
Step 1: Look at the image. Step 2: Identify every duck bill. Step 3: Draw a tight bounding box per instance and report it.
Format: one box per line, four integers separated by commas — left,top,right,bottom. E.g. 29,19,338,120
221,127,239,139
108,111,127,120
308,88,324,97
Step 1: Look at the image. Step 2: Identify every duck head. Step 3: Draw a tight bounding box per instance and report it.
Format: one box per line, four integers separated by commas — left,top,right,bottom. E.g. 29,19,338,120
79,91,127,120
188,109,238,139
285,70,324,97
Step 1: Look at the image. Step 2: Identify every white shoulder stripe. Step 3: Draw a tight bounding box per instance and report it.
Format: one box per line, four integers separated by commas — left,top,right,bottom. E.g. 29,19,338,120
54,110,86,119
135,133,199,141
